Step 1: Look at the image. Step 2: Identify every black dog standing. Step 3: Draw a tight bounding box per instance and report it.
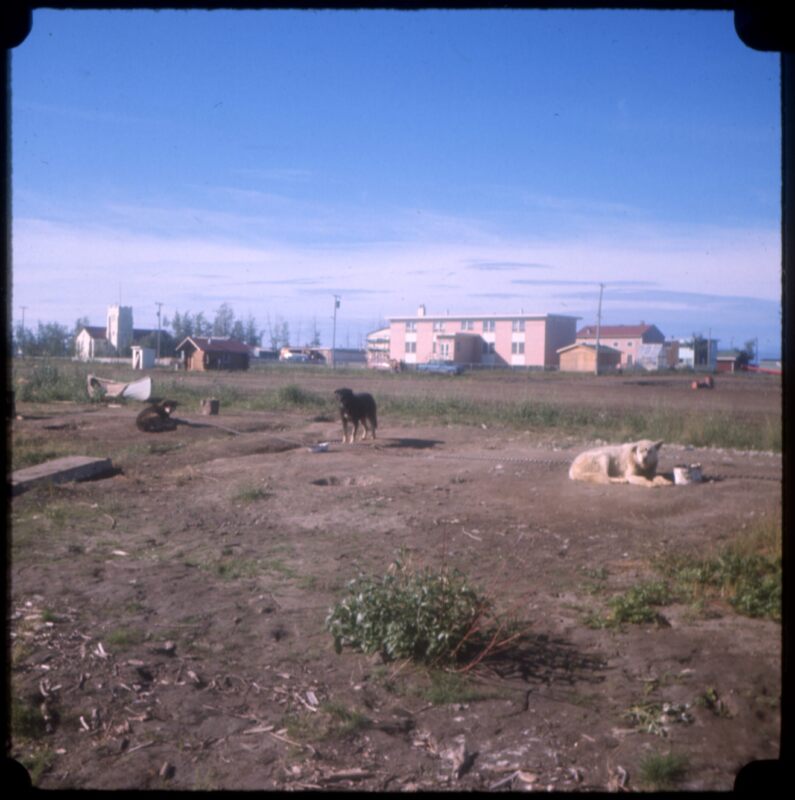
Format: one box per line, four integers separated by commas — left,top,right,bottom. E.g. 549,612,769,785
334,388,377,443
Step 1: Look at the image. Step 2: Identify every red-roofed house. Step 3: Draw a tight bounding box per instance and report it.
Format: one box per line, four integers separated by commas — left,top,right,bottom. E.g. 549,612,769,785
175,336,252,371
575,323,666,369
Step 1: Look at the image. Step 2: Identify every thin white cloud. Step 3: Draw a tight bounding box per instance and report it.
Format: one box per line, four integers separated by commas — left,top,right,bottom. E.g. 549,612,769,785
12,198,780,349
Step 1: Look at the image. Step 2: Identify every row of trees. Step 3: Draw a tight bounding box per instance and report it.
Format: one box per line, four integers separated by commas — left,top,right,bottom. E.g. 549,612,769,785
11,320,79,358
10,304,321,358
166,303,317,352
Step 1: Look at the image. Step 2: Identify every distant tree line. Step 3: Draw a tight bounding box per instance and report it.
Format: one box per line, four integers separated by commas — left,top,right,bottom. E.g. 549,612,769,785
11,320,77,358
10,303,307,358
166,304,293,351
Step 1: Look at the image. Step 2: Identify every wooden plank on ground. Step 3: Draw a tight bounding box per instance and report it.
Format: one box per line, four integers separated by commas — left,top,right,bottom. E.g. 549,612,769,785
10,456,114,495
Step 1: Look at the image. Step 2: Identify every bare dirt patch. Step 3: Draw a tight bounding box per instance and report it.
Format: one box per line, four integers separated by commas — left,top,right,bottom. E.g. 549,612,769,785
8,372,781,791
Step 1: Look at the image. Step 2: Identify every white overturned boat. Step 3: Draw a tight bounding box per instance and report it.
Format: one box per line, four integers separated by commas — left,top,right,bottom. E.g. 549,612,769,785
87,374,152,401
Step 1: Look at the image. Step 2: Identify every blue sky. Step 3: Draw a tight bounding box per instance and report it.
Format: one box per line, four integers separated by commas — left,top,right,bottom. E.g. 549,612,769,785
11,8,781,355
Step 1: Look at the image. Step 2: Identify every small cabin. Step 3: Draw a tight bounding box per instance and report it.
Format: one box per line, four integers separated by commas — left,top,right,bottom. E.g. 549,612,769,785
557,342,622,373
175,337,251,371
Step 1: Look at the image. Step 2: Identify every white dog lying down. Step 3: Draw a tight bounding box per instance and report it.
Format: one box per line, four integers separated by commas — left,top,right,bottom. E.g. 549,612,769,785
568,439,672,487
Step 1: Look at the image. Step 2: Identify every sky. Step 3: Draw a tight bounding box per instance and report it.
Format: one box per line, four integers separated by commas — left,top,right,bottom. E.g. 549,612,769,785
10,8,782,356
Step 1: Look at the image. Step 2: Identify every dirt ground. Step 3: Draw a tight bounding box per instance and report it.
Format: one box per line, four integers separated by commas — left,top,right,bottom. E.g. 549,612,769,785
8,371,782,791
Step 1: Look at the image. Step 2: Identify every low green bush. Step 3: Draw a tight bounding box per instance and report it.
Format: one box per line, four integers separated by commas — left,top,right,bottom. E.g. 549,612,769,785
326,559,491,664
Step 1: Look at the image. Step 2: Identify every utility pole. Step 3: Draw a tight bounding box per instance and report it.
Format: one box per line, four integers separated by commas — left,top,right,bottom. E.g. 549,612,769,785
707,327,712,371
155,302,163,361
331,295,340,369
20,306,27,356
594,283,604,376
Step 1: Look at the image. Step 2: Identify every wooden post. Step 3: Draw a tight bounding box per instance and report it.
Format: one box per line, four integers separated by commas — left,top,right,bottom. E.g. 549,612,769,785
201,398,220,416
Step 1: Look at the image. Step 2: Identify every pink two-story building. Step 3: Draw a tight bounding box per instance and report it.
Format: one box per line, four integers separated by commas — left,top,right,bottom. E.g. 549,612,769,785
386,306,579,369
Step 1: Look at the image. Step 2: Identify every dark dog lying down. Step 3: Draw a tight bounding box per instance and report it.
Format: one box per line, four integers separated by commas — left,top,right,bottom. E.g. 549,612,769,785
334,388,377,443
136,400,179,432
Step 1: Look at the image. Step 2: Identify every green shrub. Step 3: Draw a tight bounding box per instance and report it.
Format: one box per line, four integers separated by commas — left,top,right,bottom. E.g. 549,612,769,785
656,515,781,622
275,384,325,408
16,362,87,403
326,559,490,664
605,580,673,626
638,751,689,790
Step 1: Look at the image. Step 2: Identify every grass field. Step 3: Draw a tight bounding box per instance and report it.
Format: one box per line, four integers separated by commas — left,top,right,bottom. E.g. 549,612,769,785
10,357,782,455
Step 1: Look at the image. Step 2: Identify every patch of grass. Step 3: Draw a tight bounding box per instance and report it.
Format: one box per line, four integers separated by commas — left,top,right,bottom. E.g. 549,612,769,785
273,384,327,409
579,565,610,596
147,441,184,455
378,391,779,452
638,751,689,790
193,767,223,791
320,701,373,737
14,361,90,403
105,627,146,649
656,512,781,621
263,557,300,580
214,557,262,580
19,747,55,786
624,701,693,738
694,687,732,718
281,701,373,744
232,484,271,503
414,670,506,705
586,580,673,628
297,574,319,591
281,712,318,744
10,441,76,471
12,696,47,741
608,580,673,625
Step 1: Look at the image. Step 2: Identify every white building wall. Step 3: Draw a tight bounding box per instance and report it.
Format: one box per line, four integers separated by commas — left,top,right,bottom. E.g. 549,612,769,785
637,343,665,370
107,305,134,353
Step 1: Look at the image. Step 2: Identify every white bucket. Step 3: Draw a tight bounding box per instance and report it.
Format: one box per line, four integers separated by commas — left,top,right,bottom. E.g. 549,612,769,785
673,464,703,485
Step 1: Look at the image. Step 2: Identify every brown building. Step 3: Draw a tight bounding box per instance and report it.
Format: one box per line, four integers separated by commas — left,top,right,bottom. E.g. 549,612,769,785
716,349,749,373
557,342,622,373
175,337,251,371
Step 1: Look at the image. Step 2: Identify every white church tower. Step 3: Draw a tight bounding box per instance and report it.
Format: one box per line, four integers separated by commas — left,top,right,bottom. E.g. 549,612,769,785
107,304,134,355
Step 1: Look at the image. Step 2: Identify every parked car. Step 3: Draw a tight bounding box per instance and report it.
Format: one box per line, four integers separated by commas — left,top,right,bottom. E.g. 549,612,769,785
416,360,465,375
280,352,310,363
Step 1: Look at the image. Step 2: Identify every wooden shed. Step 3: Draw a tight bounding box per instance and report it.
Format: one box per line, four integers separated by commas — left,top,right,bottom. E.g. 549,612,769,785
716,349,749,373
557,342,622,373
175,336,251,371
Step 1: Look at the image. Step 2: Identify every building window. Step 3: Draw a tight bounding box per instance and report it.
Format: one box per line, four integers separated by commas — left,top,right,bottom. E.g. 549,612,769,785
405,321,416,332
482,320,495,332
512,319,525,332
433,320,445,332
405,341,416,354
461,320,474,331
511,342,525,354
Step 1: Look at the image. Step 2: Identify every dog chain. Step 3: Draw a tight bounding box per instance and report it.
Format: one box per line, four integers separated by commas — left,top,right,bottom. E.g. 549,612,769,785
373,445,781,480
425,452,569,467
